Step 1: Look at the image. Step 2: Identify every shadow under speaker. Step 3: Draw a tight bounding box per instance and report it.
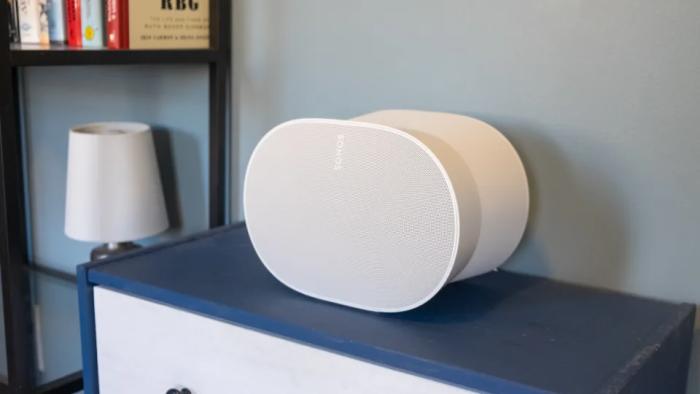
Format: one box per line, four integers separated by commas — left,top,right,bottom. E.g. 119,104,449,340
244,110,529,312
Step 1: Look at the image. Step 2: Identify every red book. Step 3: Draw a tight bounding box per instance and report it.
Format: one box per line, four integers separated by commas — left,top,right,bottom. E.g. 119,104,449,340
106,0,128,49
65,0,82,47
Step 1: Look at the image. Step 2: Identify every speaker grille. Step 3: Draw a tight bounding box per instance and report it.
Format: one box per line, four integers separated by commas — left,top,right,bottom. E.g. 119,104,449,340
244,120,457,311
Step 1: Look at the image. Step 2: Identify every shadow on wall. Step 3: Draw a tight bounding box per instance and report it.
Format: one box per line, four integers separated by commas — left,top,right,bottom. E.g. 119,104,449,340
152,128,182,232
487,120,630,292
151,127,204,237
230,0,292,219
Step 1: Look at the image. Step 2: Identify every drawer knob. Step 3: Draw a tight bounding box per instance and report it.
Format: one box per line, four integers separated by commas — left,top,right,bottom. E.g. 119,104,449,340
166,389,191,394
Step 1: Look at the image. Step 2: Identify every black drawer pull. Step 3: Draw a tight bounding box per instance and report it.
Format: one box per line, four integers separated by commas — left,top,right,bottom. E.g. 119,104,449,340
166,389,191,394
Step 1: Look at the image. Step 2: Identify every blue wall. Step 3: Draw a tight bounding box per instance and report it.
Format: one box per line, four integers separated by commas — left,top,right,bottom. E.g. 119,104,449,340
22,64,209,383
231,1,700,392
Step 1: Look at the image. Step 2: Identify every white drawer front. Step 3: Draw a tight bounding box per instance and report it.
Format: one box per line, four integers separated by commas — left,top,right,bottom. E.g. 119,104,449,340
94,287,476,394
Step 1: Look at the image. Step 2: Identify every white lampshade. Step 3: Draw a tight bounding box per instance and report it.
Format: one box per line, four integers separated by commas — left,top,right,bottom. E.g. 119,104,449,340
65,122,169,243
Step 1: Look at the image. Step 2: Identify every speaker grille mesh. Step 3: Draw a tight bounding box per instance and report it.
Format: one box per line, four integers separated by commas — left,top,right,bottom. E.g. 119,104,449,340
245,121,457,311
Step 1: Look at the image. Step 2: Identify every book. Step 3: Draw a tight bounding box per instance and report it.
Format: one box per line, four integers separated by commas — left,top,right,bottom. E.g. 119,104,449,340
106,0,128,49
128,0,209,49
37,0,48,44
46,0,65,42
17,0,41,43
80,0,102,47
7,0,21,43
65,0,81,46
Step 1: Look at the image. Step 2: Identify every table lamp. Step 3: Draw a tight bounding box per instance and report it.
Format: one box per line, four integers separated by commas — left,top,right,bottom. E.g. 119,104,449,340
65,122,169,260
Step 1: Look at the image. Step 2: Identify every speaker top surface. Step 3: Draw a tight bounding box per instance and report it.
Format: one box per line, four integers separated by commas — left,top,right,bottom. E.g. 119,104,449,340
244,119,462,312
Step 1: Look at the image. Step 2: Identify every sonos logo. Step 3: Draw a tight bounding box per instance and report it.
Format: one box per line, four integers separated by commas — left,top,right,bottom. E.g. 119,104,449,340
334,134,345,170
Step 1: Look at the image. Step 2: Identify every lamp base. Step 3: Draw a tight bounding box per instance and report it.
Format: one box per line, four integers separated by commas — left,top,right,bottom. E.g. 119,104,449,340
90,242,141,261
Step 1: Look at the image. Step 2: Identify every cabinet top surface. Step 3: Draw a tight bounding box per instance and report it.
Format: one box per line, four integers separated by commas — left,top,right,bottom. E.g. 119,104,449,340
82,224,694,394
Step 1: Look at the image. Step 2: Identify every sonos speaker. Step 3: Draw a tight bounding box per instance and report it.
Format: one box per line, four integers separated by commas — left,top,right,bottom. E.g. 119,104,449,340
244,110,529,312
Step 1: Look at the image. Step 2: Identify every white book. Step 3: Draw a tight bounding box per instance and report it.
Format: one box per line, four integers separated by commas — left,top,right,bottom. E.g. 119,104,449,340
37,0,49,44
80,0,104,47
17,0,41,44
46,0,66,42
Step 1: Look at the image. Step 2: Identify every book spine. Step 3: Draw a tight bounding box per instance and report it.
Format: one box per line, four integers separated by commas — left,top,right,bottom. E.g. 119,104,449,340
37,0,49,44
79,0,102,47
106,0,127,49
120,0,128,47
17,0,41,43
65,0,81,46
8,0,21,43
46,0,65,42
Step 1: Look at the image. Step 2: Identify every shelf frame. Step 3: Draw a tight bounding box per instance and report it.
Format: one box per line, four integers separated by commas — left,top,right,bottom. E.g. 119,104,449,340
9,46,224,66
0,0,231,392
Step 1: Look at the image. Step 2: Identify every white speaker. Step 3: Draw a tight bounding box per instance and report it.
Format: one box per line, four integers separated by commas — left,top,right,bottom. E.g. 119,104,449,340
244,110,529,312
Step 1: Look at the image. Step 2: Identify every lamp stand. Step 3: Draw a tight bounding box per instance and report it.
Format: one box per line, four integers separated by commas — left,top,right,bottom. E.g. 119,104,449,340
90,242,141,261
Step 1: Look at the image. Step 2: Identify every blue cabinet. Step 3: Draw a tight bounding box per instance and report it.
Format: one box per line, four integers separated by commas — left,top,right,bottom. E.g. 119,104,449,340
78,224,695,393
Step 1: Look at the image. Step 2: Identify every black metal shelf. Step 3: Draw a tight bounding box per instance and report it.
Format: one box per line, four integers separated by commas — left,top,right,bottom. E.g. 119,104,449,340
35,371,83,394
25,264,77,284
0,1,231,393
9,44,224,66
